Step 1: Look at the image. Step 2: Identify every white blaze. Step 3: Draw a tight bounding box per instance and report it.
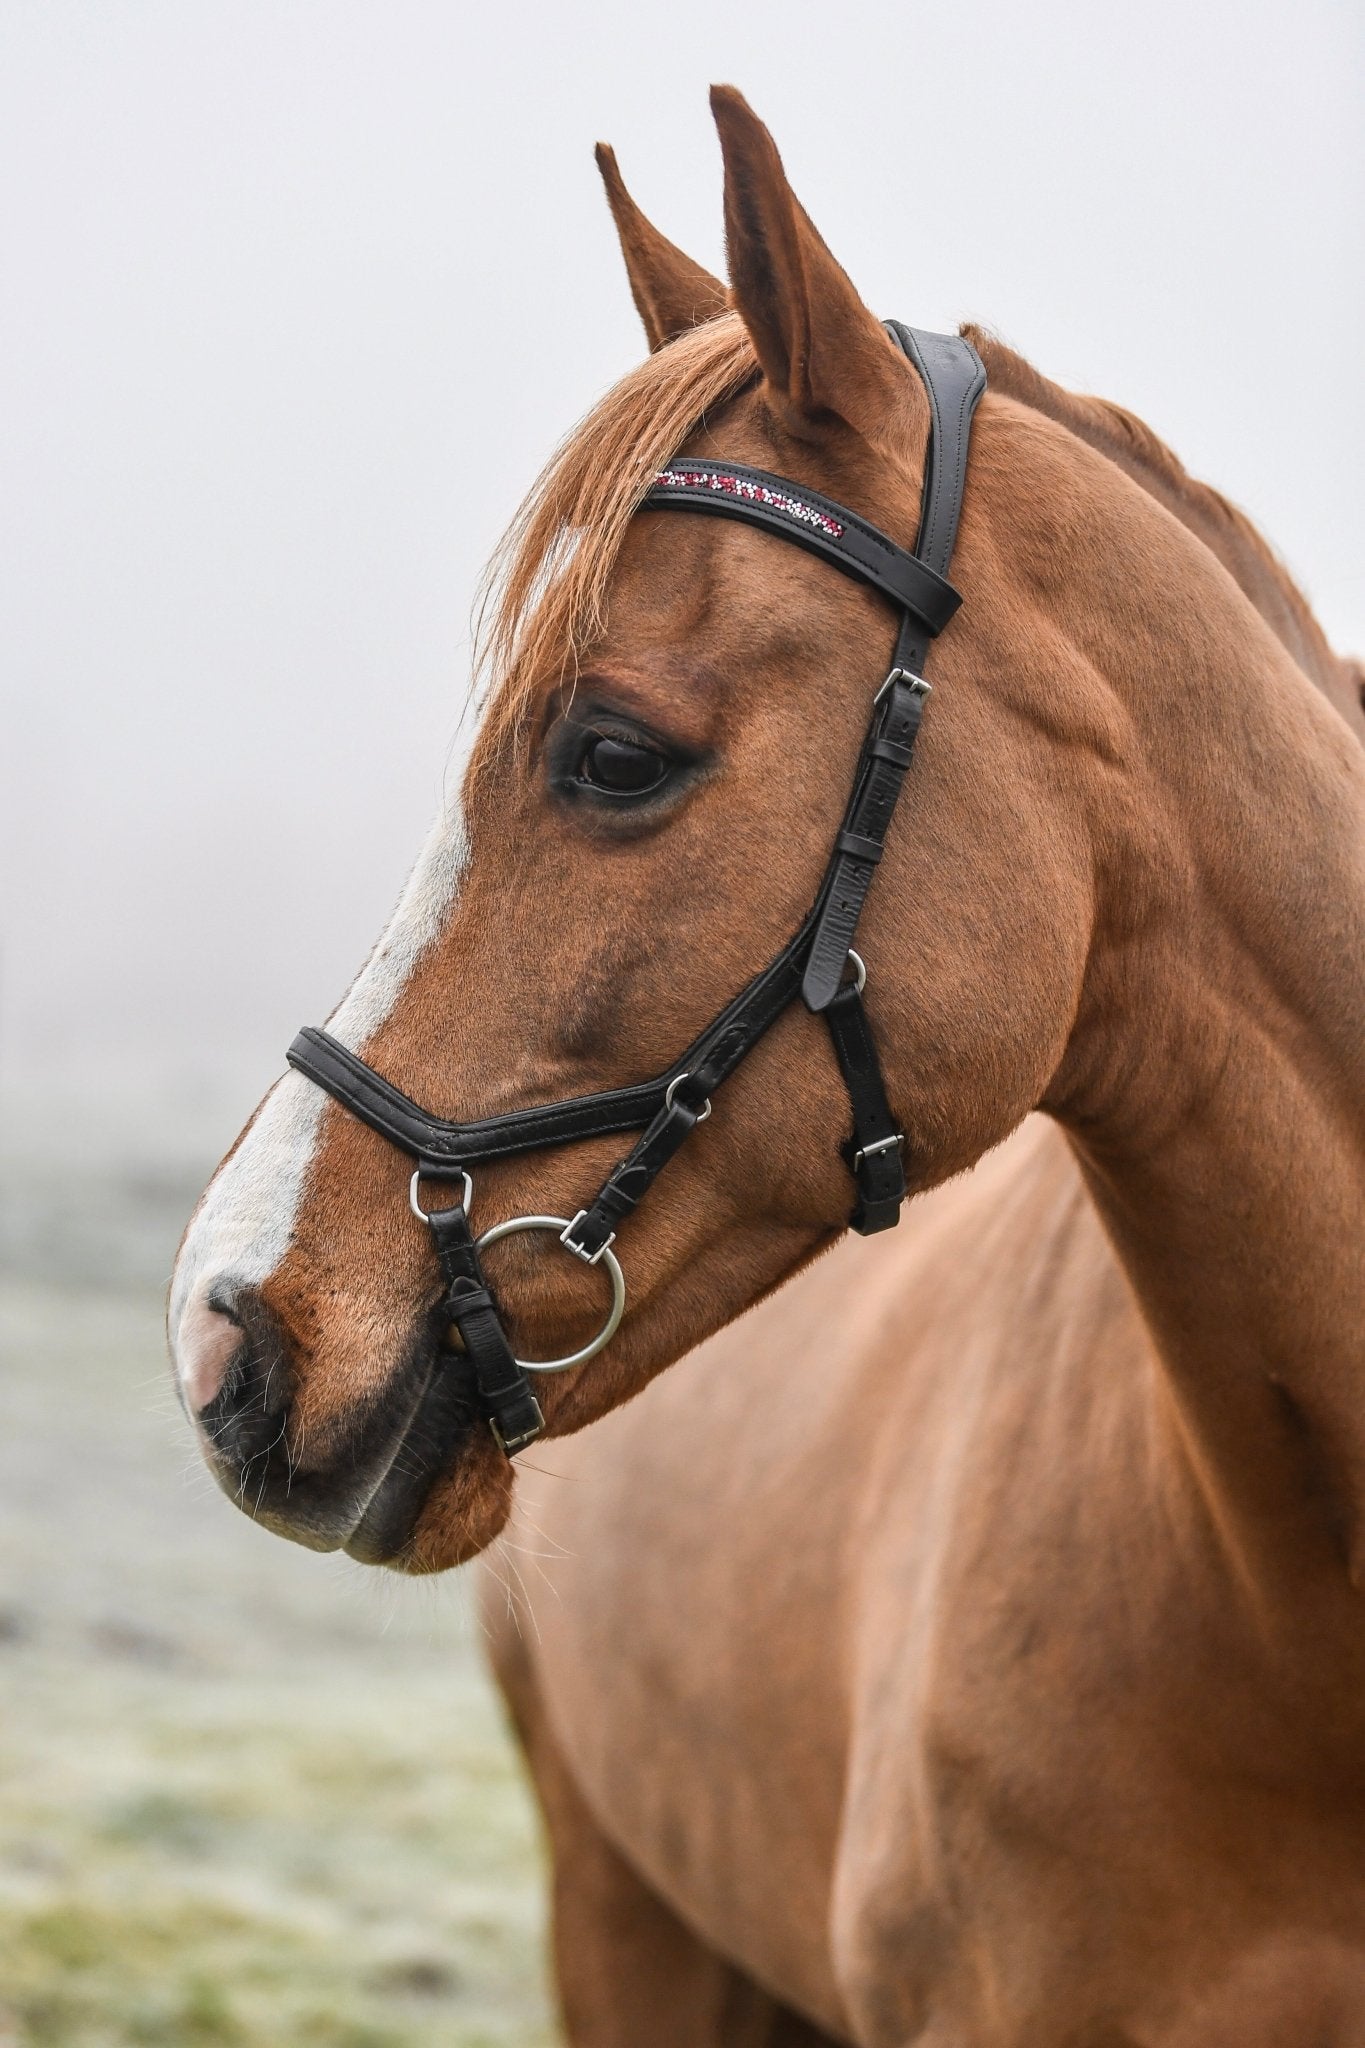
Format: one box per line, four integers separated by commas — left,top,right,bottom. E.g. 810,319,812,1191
168,804,470,1384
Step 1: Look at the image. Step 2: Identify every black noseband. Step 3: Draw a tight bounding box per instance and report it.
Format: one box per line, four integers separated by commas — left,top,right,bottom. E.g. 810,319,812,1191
287,323,985,1456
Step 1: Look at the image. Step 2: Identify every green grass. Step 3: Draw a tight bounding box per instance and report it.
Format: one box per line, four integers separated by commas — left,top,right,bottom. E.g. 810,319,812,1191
0,1651,556,2048
0,1280,557,2048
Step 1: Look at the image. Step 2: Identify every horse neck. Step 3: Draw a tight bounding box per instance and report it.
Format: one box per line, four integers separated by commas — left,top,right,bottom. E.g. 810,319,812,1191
1034,446,1365,1592
965,329,1363,738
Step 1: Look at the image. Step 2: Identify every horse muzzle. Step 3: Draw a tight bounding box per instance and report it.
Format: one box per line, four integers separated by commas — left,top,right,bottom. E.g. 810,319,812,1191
183,1281,491,1565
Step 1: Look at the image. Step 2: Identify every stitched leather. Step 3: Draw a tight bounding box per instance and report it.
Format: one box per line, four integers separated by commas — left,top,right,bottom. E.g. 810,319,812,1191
564,1095,702,1261
426,1201,544,1451
800,325,984,1010
801,672,930,1010
291,1024,672,1170
885,324,986,579
288,923,810,1174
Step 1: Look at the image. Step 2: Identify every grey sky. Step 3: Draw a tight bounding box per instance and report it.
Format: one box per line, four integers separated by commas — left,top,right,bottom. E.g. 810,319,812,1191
2,0,1361,1163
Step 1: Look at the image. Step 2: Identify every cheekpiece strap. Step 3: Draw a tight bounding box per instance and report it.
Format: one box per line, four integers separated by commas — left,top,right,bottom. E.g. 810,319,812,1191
799,327,985,1010
885,323,985,583
801,668,932,1011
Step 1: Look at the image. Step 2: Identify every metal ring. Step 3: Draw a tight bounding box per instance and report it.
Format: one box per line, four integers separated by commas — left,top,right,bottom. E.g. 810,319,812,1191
845,949,867,995
474,1215,626,1374
409,1168,473,1224
664,1071,712,1123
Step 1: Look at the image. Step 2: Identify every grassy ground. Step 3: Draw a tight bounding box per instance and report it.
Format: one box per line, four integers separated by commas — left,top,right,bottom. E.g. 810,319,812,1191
0,1278,556,2048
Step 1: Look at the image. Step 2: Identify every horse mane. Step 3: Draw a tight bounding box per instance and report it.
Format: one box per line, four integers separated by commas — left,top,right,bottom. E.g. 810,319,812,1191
470,312,1359,770
960,325,1352,710
472,312,759,760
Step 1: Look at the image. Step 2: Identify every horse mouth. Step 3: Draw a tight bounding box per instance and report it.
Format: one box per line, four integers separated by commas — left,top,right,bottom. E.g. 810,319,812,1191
199,1310,483,1567
338,1339,481,1565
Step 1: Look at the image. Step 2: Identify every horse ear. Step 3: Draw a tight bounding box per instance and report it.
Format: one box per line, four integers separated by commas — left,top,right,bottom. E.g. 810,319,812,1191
710,85,907,442
595,143,728,352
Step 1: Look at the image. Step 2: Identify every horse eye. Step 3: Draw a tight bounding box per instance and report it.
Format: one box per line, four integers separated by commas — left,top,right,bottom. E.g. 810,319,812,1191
578,733,671,795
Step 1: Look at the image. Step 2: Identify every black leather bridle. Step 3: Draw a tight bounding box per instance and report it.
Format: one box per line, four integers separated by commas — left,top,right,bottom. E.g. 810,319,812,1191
287,324,985,1455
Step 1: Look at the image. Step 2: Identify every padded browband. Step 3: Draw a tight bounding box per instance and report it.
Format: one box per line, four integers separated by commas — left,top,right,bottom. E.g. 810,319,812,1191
643,460,961,634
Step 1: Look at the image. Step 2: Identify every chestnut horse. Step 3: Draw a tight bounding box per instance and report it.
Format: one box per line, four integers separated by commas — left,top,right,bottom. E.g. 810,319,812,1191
170,88,1365,2046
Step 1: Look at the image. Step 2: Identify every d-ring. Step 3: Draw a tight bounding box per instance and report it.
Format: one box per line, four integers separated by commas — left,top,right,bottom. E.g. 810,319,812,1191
474,1215,626,1373
845,949,867,994
409,1168,473,1224
664,1071,712,1122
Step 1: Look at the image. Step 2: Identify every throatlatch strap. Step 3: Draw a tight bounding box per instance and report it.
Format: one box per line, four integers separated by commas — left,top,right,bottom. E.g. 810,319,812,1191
823,984,906,1234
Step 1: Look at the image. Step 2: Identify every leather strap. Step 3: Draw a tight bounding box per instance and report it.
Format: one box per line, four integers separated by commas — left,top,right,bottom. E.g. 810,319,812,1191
562,1090,705,1264
425,1200,544,1452
801,670,931,1011
799,327,984,1010
291,1023,670,1172
823,984,906,1234
287,918,808,1176
886,324,986,583
644,460,961,633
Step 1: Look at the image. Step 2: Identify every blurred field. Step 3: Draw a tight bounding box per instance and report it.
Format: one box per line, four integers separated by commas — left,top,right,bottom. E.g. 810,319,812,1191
0,1145,555,2048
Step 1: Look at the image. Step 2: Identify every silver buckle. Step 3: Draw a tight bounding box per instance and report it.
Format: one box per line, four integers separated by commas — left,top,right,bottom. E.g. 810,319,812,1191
854,1132,904,1169
489,1399,546,1456
560,1210,615,1265
874,666,932,707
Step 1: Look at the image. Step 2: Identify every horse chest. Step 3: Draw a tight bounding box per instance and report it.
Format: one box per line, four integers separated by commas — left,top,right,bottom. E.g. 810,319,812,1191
508,1126,1365,2043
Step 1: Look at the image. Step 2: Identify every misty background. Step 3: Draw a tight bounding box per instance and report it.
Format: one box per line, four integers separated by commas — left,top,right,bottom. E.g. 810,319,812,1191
2,0,1361,1197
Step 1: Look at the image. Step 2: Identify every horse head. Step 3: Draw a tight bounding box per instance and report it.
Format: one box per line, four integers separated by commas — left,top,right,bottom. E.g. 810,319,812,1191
169,89,1107,1567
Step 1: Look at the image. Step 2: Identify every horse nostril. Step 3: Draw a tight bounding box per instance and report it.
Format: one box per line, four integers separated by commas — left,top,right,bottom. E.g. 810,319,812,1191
177,1294,246,1413
182,1284,294,1474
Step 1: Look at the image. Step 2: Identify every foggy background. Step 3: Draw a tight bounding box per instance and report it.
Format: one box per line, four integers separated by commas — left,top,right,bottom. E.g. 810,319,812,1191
2,0,1361,1183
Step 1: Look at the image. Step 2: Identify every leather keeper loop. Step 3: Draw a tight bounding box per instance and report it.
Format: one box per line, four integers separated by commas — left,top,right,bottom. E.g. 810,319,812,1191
870,735,915,769
836,829,885,866
444,1281,496,1320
